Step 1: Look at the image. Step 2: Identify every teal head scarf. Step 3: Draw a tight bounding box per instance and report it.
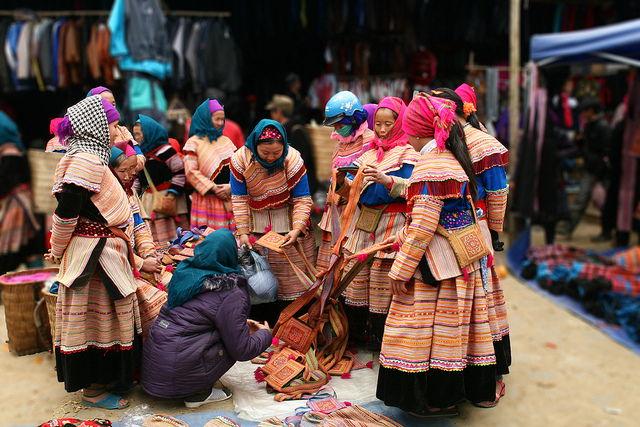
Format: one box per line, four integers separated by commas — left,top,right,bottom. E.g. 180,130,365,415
189,99,225,141
167,229,240,309
245,119,289,171
136,114,169,153
0,111,25,152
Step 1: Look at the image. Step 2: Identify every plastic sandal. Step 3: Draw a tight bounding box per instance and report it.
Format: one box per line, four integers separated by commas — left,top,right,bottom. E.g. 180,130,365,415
473,380,506,408
82,393,129,409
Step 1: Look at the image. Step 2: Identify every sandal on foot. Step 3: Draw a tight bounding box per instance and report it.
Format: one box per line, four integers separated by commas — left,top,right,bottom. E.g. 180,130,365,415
184,386,232,408
82,393,129,409
409,405,459,418
473,380,506,408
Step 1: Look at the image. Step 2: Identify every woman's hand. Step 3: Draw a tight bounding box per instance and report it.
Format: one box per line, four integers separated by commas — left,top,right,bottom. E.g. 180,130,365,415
44,250,61,265
363,164,392,187
390,278,408,296
280,229,302,248
335,169,347,186
247,319,270,335
141,256,162,273
213,184,231,200
165,191,176,199
380,235,397,253
239,234,253,250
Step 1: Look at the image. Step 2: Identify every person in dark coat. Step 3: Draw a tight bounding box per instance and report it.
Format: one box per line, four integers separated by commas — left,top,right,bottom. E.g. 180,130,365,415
560,97,612,237
141,228,272,408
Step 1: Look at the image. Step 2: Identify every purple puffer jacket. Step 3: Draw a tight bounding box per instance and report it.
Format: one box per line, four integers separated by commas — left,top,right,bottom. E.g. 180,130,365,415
141,274,271,398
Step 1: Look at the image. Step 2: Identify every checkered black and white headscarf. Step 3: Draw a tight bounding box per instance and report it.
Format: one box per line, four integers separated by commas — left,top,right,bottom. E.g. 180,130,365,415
65,95,111,165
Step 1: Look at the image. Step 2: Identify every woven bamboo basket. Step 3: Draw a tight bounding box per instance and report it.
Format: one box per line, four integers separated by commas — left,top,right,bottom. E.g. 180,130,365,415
43,290,57,352
27,149,63,214
0,267,58,356
305,125,335,183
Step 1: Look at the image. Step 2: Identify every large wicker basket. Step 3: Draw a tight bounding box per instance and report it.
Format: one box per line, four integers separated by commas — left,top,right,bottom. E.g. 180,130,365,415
305,125,335,183
0,268,58,356
27,149,63,214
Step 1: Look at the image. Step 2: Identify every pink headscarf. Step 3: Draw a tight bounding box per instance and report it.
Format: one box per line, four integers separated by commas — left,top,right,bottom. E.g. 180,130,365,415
49,118,63,135
114,139,137,157
402,93,456,151
370,97,408,162
454,83,477,119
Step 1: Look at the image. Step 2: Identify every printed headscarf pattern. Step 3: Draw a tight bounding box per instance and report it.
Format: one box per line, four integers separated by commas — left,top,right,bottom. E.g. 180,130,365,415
245,119,289,172
370,97,408,162
455,83,477,119
168,228,239,309
0,110,25,151
402,92,456,151
189,99,225,142
137,114,169,153
64,95,112,165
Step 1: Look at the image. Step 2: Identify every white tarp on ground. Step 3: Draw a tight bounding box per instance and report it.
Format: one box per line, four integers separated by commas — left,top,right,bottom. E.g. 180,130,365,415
221,349,380,422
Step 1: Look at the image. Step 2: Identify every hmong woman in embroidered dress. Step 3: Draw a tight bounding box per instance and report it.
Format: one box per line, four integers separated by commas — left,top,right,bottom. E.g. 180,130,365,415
231,119,315,324
333,97,419,349
44,95,141,410
88,86,146,171
133,114,189,244
436,86,511,400
46,87,146,168
0,111,40,275
110,141,167,340
376,93,501,417
316,91,374,272
183,99,236,231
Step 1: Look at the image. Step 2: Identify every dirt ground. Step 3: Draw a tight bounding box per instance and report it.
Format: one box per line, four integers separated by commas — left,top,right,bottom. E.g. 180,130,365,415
1,214,640,426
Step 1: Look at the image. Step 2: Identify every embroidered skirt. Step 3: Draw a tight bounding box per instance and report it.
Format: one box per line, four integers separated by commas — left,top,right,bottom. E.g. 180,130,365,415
136,278,167,340
190,192,235,231
377,271,499,409
55,272,143,392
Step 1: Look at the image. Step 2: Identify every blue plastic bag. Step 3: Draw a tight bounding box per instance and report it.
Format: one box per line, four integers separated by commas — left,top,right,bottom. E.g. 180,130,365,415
238,245,279,305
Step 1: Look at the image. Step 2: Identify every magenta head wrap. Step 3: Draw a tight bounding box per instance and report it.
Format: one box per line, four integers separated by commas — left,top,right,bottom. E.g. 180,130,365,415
402,93,456,151
454,83,477,119
209,99,224,113
89,86,112,97
101,97,120,124
363,103,377,129
114,139,137,157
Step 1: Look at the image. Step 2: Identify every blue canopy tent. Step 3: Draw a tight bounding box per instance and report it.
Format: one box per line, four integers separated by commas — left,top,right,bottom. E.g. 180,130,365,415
530,18,640,67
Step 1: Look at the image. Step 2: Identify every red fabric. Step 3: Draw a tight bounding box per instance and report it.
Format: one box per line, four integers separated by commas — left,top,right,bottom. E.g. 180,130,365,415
561,93,573,129
223,118,245,149
402,93,456,150
455,83,477,108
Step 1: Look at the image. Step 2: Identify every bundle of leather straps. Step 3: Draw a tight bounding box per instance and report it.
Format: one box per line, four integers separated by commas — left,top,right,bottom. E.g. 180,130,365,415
260,168,384,400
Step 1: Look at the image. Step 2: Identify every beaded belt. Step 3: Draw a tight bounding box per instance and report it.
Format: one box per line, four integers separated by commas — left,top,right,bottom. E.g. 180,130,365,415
73,221,115,238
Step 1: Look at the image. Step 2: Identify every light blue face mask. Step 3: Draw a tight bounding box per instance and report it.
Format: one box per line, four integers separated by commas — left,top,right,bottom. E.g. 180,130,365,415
335,124,353,137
